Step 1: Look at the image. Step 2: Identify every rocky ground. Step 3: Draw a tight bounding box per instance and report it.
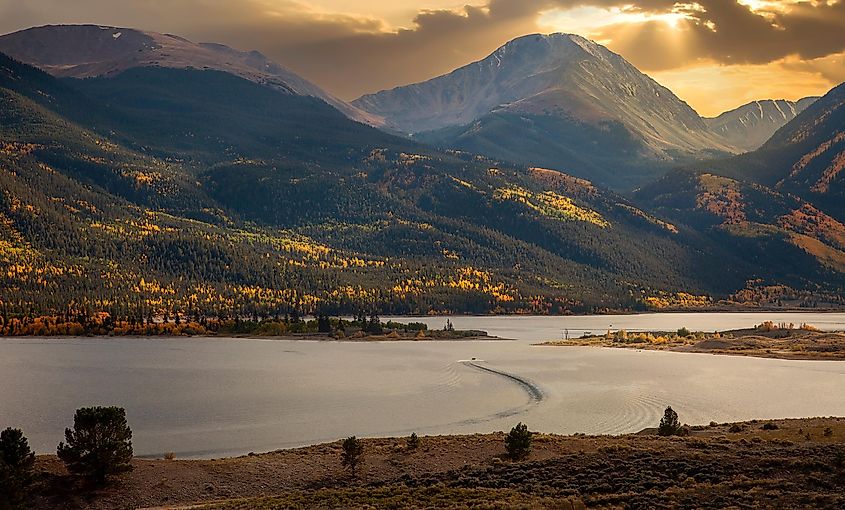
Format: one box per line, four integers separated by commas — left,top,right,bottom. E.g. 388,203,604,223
23,417,845,509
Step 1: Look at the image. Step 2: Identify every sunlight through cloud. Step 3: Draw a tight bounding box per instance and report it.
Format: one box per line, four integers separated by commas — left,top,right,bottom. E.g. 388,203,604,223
538,3,700,34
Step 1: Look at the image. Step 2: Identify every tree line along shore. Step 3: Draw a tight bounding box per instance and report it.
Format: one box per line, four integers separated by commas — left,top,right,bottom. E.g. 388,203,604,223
0,313,490,340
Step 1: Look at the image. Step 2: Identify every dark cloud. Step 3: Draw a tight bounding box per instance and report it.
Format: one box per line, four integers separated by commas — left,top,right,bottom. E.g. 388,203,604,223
598,0,845,71
0,0,843,100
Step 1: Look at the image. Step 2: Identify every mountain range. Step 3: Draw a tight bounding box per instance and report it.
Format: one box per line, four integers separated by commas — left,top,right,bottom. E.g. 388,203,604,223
0,24,842,316
637,82,845,304
2,27,812,189
353,33,814,189
704,98,817,152
703,82,845,222
0,24,383,127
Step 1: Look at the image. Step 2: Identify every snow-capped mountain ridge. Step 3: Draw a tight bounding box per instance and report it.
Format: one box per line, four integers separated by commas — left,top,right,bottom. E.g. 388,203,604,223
354,33,735,158
705,98,818,151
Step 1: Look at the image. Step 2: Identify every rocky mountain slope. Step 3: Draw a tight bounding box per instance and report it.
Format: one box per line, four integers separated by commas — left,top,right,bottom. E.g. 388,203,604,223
354,33,737,188
765,84,845,201
637,168,845,305
1,50,748,316
1,23,843,315
705,98,817,152
0,24,383,126
704,83,845,220
635,82,845,305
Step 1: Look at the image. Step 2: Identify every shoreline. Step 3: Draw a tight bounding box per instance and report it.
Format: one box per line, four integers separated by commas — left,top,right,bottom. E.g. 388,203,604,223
538,343,845,362
383,308,845,316
388,308,845,316
25,416,845,509
539,326,845,361
4,308,845,340
0,333,507,342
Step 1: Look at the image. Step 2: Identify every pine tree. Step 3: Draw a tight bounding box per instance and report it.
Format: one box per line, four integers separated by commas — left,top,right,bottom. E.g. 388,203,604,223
341,436,364,477
57,407,133,485
407,432,420,450
368,313,383,334
658,406,681,436
504,422,532,460
355,311,367,328
317,314,332,333
0,428,35,507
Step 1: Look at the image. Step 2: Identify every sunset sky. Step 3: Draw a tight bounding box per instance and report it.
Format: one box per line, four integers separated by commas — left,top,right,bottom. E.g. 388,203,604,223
1,0,844,116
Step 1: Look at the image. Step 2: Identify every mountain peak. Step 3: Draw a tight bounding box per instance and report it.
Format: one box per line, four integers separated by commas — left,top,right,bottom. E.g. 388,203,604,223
0,24,156,70
485,32,614,69
353,32,734,171
0,24,383,126
501,32,596,48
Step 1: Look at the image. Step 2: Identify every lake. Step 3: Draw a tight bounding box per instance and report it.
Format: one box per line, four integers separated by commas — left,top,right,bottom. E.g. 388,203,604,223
2,312,845,458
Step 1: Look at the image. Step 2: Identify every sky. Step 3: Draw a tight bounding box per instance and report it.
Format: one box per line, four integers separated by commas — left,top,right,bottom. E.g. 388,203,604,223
1,0,844,116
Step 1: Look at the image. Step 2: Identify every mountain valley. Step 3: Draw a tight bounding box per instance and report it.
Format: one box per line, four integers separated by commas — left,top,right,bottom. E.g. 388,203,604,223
0,25,843,318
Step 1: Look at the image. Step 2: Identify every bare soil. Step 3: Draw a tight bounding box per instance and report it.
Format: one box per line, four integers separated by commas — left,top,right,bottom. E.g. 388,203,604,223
24,417,845,509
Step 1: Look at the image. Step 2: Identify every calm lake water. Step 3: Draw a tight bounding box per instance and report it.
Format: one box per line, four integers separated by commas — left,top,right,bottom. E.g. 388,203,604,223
2,312,845,458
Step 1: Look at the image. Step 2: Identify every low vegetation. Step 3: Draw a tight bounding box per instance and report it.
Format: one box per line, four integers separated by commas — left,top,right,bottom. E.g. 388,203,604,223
201,486,583,510
200,487,583,510
18,417,845,509
540,322,845,360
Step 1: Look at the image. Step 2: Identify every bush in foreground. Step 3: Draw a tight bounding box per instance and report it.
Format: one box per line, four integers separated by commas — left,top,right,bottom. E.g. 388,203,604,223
57,406,133,485
658,406,683,436
0,428,35,508
407,432,420,450
341,436,364,477
504,423,532,460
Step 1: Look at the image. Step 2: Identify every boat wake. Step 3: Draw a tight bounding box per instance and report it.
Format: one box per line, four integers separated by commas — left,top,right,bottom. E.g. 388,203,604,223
368,360,548,437
461,361,545,403
439,360,547,426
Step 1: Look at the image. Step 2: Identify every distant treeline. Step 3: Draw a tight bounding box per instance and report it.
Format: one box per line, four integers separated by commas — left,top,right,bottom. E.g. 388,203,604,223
0,311,443,337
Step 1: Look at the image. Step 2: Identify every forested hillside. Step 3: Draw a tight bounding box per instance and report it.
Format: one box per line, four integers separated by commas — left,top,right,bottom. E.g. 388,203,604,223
635,82,845,308
0,51,842,319
0,52,745,318
700,83,845,220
